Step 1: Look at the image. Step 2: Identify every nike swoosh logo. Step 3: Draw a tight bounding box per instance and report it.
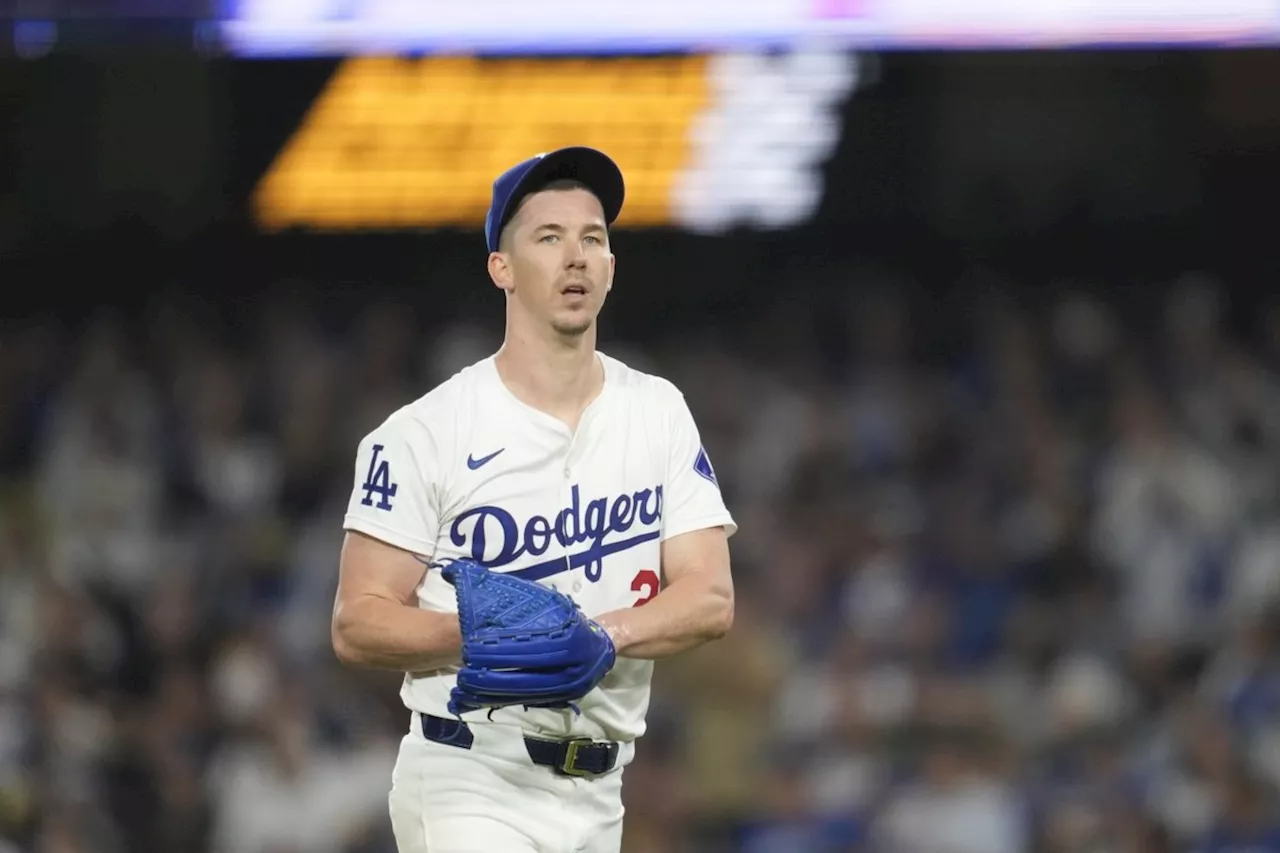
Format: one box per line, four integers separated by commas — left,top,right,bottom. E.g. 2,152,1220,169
466,449,505,470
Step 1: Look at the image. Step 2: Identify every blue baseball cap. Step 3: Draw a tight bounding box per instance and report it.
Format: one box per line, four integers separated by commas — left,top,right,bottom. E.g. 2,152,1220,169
484,146,626,253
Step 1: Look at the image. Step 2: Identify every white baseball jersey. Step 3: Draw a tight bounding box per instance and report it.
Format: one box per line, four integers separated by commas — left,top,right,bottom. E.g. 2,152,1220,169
342,351,737,744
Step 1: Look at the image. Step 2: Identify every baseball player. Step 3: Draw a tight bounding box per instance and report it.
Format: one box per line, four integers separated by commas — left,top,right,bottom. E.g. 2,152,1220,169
332,146,737,853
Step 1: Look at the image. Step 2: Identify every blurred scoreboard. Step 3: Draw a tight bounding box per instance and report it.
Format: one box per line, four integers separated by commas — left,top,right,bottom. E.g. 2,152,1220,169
234,0,1275,233
253,51,860,233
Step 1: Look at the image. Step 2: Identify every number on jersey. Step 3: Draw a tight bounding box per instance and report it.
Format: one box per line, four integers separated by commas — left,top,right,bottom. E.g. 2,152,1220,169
631,569,660,607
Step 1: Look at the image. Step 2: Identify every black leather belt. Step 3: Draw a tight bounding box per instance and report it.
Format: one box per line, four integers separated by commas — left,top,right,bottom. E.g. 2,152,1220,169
419,713,620,777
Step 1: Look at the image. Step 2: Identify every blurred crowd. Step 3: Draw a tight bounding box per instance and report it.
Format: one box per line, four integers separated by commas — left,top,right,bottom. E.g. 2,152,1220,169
2,271,1280,853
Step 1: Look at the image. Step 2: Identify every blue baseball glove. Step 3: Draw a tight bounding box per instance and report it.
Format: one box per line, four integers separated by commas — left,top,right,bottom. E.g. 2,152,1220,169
436,558,616,717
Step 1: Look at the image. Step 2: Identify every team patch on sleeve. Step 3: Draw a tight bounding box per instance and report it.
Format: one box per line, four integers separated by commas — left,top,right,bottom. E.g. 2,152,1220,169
359,442,399,511
693,446,718,486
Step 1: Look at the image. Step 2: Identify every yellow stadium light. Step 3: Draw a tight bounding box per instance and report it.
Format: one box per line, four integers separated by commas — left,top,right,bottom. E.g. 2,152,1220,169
253,55,711,231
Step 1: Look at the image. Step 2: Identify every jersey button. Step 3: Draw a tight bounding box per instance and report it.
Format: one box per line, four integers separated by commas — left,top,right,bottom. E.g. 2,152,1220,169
573,580,583,593
563,468,570,478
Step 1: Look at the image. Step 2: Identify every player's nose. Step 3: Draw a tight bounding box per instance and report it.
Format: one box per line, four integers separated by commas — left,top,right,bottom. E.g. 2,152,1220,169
563,244,587,267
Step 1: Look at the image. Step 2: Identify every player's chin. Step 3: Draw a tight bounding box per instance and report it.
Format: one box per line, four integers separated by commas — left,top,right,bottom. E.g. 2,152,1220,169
550,314,595,337
550,305,599,337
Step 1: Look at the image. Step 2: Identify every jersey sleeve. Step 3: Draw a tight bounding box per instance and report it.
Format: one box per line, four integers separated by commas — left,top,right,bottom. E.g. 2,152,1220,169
661,389,738,542
343,413,440,557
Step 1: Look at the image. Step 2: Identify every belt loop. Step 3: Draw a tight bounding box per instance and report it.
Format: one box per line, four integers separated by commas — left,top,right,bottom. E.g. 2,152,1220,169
420,713,475,750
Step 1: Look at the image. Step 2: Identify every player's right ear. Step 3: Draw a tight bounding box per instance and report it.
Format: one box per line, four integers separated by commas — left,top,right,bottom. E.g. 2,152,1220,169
487,251,514,293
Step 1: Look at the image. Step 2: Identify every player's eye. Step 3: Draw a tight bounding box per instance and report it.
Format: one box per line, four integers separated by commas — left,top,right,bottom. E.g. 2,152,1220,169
583,235,602,245
539,234,558,243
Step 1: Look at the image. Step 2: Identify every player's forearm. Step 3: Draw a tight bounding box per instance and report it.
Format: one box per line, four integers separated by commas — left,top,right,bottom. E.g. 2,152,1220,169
332,596,462,672
594,571,733,659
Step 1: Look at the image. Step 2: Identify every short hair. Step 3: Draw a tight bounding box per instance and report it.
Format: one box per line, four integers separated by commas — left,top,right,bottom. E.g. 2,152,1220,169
497,178,601,251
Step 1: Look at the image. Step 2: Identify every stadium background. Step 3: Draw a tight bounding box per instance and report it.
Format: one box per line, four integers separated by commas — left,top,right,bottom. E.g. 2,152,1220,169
2,8,1280,853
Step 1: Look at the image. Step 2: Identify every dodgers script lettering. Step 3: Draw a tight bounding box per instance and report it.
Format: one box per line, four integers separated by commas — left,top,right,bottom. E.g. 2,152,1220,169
449,484,663,582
